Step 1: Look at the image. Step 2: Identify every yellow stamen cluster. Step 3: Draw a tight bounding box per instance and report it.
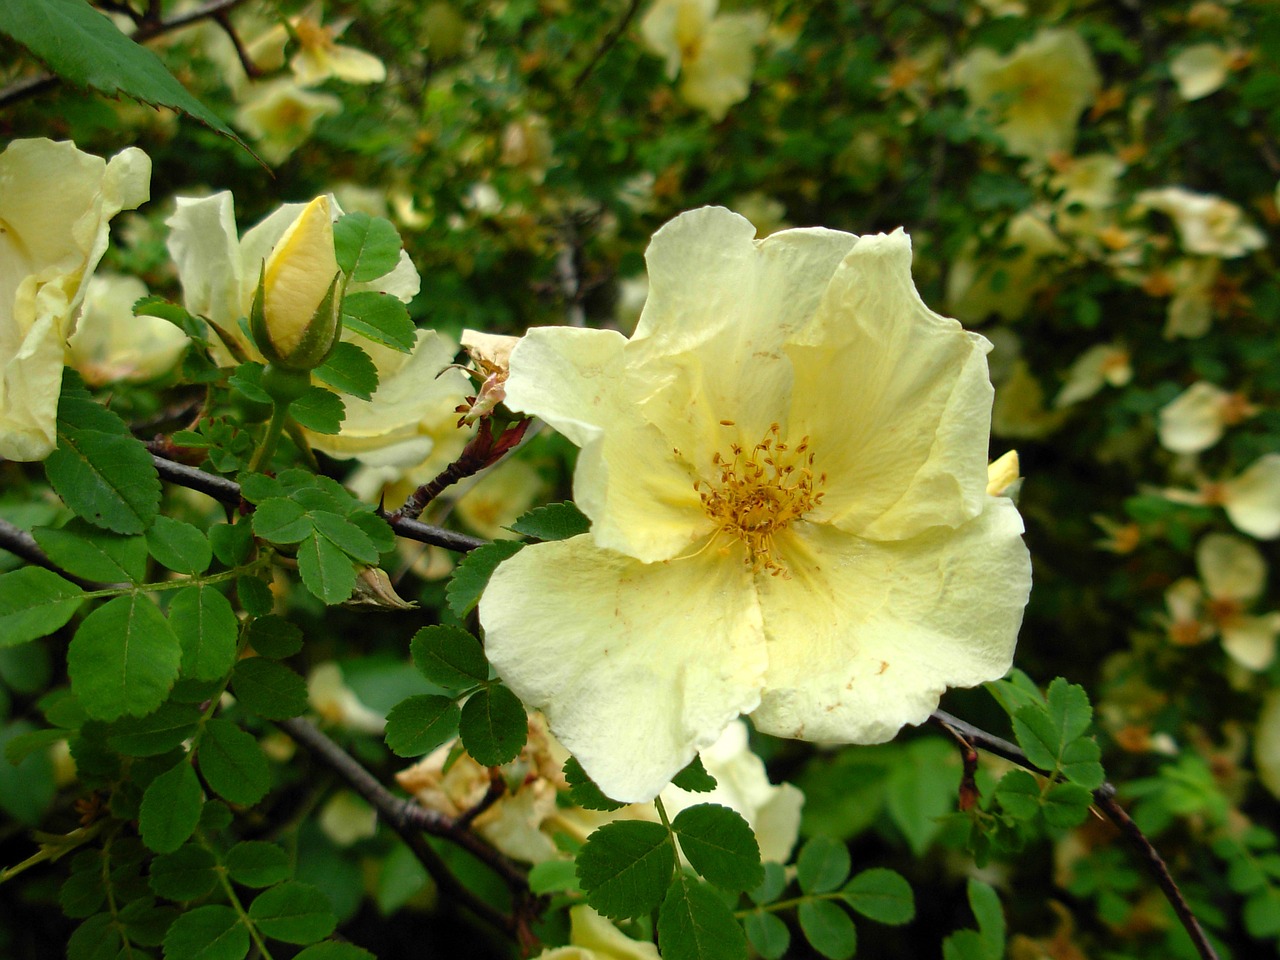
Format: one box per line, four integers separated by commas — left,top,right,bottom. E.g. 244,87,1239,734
694,421,825,576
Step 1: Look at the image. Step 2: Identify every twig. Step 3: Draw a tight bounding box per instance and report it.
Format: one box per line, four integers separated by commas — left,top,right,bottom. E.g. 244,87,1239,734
929,710,1219,960
570,0,644,92
0,518,102,590
148,453,488,553
455,769,507,831
389,419,531,523
278,717,528,937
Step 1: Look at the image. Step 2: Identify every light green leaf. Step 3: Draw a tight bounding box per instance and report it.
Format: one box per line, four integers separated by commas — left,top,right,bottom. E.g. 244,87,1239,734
749,861,788,905
290,387,345,435
146,516,213,575
252,498,312,544
0,567,83,647
993,769,1042,820
0,0,249,151
169,585,239,682
410,625,489,689
198,718,270,806
671,803,763,892
310,511,378,563
459,684,527,766
1041,781,1093,829
744,910,790,960
297,531,357,604
445,540,524,618
508,502,591,541
798,899,857,960
247,881,337,944
334,213,404,283
140,759,203,854
796,836,851,895
340,291,415,353
841,868,915,925
658,872,747,960
577,820,675,920
313,342,379,401
68,593,180,721
528,859,582,895
384,695,460,758
885,739,957,855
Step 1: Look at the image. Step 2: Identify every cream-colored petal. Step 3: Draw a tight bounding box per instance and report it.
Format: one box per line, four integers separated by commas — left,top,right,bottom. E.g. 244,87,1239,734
166,193,246,333
1255,691,1280,800
347,249,420,302
1170,44,1230,101
678,12,767,120
1054,344,1130,408
1158,381,1230,453
325,44,387,84
565,906,661,960
480,535,767,803
1197,532,1266,603
751,499,1030,743
263,196,339,354
787,232,993,538
0,313,65,461
1223,455,1280,540
68,274,188,384
1221,617,1278,671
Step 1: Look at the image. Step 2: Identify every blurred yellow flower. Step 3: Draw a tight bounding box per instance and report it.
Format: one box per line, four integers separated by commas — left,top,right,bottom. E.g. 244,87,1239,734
946,210,1066,324
0,138,150,461
1157,382,1257,454
479,207,1031,802
1163,257,1221,339
955,28,1101,161
536,907,661,960
288,8,387,86
1054,342,1131,408
307,662,386,734
1162,454,1280,540
1137,187,1266,259
1169,43,1233,101
640,0,768,121
67,274,187,385
454,458,548,540
234,78,341,165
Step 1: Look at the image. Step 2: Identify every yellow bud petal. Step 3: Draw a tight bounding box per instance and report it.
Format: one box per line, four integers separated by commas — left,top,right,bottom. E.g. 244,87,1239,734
263,196,339,355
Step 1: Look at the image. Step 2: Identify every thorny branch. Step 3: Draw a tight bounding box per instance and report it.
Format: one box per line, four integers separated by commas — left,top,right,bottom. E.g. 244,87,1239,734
929,709,1220,960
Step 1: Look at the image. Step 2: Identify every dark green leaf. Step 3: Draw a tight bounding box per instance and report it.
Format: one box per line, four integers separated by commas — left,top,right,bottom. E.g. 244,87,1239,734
672,803,762,892
108,702,202,757
749,861,788,905
237,576,275,617
162,903,249,960
4,727,67,765
0,567,83,647
119,897,177,946
0,0,248,150
170,585,239,682
658,872,747,960
247,880,337,944
528,859,582,895
671,755,717,793
346,510,394,553
232,658,309,720
290,387,345,435
209,521,255,567
384,695,460,757
140,760,203,853
150,845,219,901
246,615,304,659
841,868,915,925
459,684,527,766
61,865,106,918
564,756,627,811
577,820,675,920
147,516,213,575
68,913,121,960
0,721,55,823
68,593,181,721
252,498,312,544
293,943,377,960
799,899,857,960
334,213,404,283
411,625,489,688
445,540,524,618
340,291,415,353
46,386,160,534
33,519,147,582
225,841,291,888
1041,781,1093,829
313,342,379,401
796,836,851,895
239,472,285,505
134,295,208,343
310,511,378,563
198,718,270,806
508,502,591,541
297,531,357,604
993,769,1042,820
744,910,790,960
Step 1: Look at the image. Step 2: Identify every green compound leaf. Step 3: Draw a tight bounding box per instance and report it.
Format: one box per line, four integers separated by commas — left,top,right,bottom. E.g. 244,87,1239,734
139,759,203,854
841,867,916,925
252,498,313,544
309,510,378,563
0,0,248,152
340,291,415,353
658,872,747,960
384,695,460,758
247,880,337,944
334,213,404,283
68,594,180,721
34,519,147,582
224,841,291,888
1060,735,1105,790
161,903,249,960
237,576,274,617
290,386,346,435
209,521,254,567
149,845,219,902
445,539,524,618
45,380,160,534
198,718,270,806
459,684,527,767
744,910,790,960
297,531,357,604
1013,678,1099,780
564,756,627,811
671,755,717,793
231,658,308,721
120,898,178,947
346,509,395,553
146,516,213,575
313,342,379,401
942,879,1005,960
798,899,857,960
0,567,83,647
1041,781,1093,829
69,913,121,960
411,625,489,689
577,820,675,920
749,861,788,905
508,502,591,541
107,702,201,757
238,472,285,505
169,585,239,682
246,615,304,660
529,859,582,895
671,803,763,892
993,769,1042,820
796,836,852,895
293,943,377,960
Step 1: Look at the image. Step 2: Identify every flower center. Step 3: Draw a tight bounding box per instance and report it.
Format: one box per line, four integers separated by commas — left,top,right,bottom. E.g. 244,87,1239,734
694,421,825,576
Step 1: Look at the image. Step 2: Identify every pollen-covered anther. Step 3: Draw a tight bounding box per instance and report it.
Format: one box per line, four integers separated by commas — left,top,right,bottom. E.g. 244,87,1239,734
697,422,825,575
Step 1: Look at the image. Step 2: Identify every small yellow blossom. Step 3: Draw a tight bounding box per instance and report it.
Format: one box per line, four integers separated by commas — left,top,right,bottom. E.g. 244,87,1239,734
478,207,1031,802
0,139,150,461
307,662,386,734
1137,187,1266,259
1054,343,1132,408
1162,257,1221,339
1169,44,1233,101
986,450,1021,498
639,0,768,121
954,29,1101,161
946,210,1066,324
1157,381,1257,454
67,274,187,385
1161,454,1280,540
318,791,377,846
288,8,386,86
234,78,342,165
1254,691,1280,800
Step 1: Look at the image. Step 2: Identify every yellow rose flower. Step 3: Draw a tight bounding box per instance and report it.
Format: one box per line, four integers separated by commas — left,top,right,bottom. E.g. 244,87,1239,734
255,195,341,368
955,28,1101,161
536,907,660,960
0,138,150,461
479,207,1032,802
67,274,187,385
234,78,341,165
1136,187,1266,259
1157,381,1257,454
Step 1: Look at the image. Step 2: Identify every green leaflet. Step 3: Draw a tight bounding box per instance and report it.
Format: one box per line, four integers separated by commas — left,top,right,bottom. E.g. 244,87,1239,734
0,567,84,647
67,594,181,721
